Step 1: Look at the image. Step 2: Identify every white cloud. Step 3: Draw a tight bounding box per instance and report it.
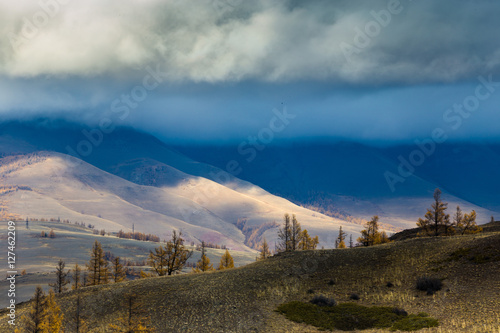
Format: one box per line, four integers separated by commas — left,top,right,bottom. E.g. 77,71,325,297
0,0,499,84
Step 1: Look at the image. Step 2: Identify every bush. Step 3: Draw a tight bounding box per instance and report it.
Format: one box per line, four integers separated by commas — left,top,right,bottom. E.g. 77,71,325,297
392,308,408,316
328,279,335,285
310,295,336,307
416,277,442,294
386,282,394,288
349,293,360,300
390,313,439,331
277,302,438,331
307,288,315,294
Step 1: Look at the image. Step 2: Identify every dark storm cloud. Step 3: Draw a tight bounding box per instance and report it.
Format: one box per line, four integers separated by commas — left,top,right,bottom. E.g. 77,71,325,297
1,0,500,142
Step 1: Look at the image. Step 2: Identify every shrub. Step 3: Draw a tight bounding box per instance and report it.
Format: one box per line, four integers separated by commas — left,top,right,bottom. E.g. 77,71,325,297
392,308,408,316
416,277,442,294
277,302,438,331
328,279,335,285
307,288,315,294
310,295,336,307
386,282,394,288
349,293,360,300
390,313,439,331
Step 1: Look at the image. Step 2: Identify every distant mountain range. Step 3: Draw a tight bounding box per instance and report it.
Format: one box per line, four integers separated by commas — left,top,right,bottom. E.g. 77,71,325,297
0,120,360,251
175,140,500,227
1,120,498,250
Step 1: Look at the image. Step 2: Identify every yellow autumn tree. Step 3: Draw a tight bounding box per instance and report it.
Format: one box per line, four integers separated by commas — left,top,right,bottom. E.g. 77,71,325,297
40,290,64,333
87,240,109,285
298,229,319,250
108,294,154,332
192,241,214,273
218,249,234,270
258,238,271,260
111,257,127,283
460,210,482,234
193,254,214,273
357,216,391,246
20,286,47,333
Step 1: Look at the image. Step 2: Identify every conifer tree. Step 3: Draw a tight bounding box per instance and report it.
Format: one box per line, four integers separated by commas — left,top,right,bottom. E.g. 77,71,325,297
380,231,390,243
49,259,70,294
193,254,214,273
87,240,109,285
298,229,319,250
108,294,154,332
22,286,47,333
259,238,271,260
72,263,82,290
193,242,213,272
460,210,482,234
417,188,450,236
72,296,88,333
357,216,391,246
218,249,234,270
148,245,168,276
491,216,495,223
290,214,302,251
41,290,64,333
112,257,127,283
277,213,292,252
349,234,353,248
453,206,463,228
148,231,192,276
337,226,347,249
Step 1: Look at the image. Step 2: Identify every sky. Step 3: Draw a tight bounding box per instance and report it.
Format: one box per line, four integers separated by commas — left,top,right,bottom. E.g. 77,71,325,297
1,0,500,144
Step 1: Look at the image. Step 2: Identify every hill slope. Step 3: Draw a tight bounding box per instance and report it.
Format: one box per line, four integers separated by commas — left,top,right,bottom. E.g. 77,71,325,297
2,232,499,332
0,152,359,250
175,143,500,228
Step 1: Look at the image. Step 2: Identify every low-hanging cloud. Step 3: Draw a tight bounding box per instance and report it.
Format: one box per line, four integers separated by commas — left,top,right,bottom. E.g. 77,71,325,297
1,0,499,84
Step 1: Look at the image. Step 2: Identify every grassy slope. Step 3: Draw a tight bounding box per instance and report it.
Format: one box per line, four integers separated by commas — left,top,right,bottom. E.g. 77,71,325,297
1,232,499,332
0,220,257,308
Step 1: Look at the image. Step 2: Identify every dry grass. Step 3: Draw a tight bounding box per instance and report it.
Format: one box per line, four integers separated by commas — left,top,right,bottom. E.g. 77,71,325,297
1,232,499,332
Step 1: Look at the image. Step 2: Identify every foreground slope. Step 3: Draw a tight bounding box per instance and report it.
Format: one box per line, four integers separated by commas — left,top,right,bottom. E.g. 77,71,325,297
2,232,499,332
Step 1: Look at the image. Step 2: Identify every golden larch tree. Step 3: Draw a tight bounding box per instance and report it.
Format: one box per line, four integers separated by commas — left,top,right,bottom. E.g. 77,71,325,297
21,286,47,333
218,249,234,270
87,240,109,285
112,257,127,283
258,237,271,260
41,290,64,333
108,294,154,332
417,188,451,236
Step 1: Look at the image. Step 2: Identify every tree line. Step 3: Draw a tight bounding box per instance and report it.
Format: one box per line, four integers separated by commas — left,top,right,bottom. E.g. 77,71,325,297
417,188,482,236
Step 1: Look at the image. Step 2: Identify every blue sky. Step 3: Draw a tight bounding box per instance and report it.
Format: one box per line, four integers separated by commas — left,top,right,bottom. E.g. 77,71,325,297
1,0,500,143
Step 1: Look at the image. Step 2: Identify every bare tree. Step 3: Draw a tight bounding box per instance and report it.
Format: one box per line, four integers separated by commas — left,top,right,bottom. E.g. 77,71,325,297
49,259,70,294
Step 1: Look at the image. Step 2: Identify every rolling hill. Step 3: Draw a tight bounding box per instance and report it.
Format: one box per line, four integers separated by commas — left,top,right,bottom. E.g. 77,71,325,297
0,121,363,251
1,231,498,332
